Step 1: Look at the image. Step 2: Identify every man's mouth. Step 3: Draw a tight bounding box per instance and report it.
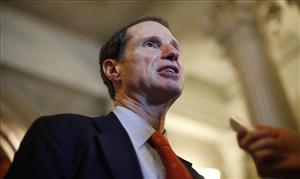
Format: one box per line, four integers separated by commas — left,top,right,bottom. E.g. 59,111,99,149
157,65,180,80
157,65,179,74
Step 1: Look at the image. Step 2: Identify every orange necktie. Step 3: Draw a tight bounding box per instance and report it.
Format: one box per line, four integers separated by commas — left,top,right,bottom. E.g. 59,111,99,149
149,131,193,179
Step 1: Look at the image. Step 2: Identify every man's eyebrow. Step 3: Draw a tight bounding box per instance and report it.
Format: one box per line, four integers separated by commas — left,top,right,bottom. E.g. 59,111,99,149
140,36,180,50
171,39,180,50
141,36,160,43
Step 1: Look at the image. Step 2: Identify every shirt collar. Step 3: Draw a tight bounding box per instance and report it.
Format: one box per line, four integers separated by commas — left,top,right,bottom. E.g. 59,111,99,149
113,106,155,149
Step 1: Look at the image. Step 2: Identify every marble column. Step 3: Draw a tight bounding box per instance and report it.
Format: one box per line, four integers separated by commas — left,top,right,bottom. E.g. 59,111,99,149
215,1,297,130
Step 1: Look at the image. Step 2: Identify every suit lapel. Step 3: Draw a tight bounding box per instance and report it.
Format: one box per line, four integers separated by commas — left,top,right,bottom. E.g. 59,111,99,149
93,112,143,179
179,157,205,179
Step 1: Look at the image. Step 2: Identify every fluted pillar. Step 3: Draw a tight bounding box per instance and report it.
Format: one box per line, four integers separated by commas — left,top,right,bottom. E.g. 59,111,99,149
215,1,297,130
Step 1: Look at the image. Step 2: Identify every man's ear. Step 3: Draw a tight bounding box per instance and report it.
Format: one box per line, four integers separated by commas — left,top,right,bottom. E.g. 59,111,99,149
102,59,121,81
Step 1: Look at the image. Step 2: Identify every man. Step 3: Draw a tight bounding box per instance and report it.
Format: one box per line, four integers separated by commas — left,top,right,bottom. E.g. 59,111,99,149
235,123,300,178
5,16,204,179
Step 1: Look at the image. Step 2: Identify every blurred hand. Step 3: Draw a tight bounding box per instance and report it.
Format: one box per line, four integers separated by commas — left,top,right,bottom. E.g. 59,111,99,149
236,125,300,178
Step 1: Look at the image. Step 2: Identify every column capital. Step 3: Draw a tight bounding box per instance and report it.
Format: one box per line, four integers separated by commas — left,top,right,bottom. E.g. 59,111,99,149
213,1,257,42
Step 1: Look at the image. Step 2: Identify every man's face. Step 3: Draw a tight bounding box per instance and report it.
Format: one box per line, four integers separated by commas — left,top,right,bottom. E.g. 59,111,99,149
118,21,183,103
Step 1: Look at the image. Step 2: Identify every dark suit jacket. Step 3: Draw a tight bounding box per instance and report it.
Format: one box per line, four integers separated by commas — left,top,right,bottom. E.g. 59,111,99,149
5,112,204,179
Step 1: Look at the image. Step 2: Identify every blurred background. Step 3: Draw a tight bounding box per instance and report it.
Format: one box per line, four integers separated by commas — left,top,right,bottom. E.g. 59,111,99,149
1,1,299,179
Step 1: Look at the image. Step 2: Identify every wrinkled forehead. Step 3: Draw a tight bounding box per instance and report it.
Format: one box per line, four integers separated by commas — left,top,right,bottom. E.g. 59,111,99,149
126,21,178,44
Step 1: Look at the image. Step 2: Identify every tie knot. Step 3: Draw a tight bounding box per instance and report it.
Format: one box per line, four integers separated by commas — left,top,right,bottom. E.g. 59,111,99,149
148,131,193,179
149,131,170,148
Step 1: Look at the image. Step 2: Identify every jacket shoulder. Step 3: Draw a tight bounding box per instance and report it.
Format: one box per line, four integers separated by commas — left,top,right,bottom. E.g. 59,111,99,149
34,113,93,125
5,113,104,179
33,113,108,138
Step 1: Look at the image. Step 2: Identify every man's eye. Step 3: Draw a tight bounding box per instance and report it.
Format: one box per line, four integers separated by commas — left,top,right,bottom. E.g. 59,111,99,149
144,41,159,48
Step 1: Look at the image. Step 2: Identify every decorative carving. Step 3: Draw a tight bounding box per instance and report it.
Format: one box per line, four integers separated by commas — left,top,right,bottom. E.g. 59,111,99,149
287,0,300,9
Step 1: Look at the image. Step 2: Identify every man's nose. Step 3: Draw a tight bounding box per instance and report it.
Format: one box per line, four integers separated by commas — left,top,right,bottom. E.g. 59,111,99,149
161,44,179,62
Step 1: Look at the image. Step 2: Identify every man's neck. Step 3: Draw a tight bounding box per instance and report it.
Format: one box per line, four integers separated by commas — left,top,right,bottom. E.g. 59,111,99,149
114,94,171,132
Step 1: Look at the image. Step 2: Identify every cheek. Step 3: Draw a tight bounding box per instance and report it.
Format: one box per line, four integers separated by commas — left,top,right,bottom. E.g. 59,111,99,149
136,53,159,74
149,59,160,80
124,51,160,79
122,62,147,82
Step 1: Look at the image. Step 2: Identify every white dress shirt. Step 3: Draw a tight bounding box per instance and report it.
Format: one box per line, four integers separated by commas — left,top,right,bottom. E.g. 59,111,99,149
113,106,166,179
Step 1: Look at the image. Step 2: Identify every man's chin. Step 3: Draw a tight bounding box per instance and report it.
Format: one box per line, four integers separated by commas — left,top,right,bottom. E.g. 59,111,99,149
147,86,182,105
